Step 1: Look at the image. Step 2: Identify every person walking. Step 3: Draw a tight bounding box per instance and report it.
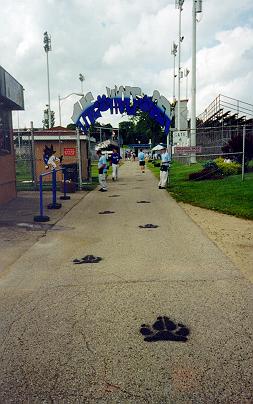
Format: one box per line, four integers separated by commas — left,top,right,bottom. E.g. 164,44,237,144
111,147,122,181
158,147,171,189
138,149,145,173
97,149,108,192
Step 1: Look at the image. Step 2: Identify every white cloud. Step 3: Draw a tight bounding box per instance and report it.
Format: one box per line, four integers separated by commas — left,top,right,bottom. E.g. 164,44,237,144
0,0,253,128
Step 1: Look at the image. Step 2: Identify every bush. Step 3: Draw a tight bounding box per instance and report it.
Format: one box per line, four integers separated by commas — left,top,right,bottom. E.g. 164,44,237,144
203,160,218,170
222,134,253,166
189,166,223,181
214,157,241,176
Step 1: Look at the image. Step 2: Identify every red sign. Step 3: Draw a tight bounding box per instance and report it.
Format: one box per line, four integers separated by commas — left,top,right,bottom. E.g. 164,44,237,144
64,147,76,156
174,146,202,154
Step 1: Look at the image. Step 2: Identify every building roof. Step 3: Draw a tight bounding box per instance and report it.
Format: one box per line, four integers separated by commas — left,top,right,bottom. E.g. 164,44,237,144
95,139,118,150
20,135,95,141
35,126,75,135
13,126,95,142
0,65,24,110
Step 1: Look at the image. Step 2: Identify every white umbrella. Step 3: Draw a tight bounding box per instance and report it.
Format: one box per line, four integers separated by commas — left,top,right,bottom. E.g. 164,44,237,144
152,144,165,151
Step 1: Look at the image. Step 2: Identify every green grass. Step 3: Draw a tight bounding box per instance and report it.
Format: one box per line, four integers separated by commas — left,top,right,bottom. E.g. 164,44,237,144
15,160,111,191
86,161,113,190
148,160,253,220
16,160,33,182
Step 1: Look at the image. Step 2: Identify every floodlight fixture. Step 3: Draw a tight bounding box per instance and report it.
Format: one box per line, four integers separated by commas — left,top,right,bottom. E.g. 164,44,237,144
175,0,184,10
171,42,178,56
79,73,85,93
43,31,51,53
195,0,202,13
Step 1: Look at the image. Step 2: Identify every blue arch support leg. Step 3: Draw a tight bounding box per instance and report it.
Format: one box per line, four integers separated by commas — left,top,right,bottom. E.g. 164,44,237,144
34,175,50,222
47,169,62,210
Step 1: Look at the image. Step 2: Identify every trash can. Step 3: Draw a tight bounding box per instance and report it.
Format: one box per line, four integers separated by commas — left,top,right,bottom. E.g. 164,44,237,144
61,163,78,193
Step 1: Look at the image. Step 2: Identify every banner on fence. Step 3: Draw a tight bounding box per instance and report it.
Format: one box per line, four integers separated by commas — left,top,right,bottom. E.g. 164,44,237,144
174,146,202,154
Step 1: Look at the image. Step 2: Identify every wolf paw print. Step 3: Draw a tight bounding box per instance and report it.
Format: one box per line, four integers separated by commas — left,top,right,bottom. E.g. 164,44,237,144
73,255,102,264
140,316,190,342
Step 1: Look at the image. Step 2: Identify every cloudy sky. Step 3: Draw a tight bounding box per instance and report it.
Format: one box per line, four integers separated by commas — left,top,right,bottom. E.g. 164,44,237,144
1,0,253,129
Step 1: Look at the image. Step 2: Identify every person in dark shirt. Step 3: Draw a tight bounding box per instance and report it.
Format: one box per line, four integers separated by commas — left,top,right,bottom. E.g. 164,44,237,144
111,147,122,181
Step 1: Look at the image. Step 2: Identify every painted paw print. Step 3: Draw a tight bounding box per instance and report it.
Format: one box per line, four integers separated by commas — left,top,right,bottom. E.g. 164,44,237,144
73,255,102,264
139,224,159,228
140,316,190,342
99,211,115,215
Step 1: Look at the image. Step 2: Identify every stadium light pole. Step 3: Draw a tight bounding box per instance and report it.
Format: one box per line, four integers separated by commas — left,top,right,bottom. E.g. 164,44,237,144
171,42,178,103
175,0,184,136
43,31,52,128
191,0,202,162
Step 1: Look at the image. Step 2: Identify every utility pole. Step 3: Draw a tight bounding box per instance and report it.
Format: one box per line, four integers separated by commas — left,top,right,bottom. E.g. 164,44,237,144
171,42,178,103
175,0,184,137
191,0,202,162
43,31,52,128
185,68,190,99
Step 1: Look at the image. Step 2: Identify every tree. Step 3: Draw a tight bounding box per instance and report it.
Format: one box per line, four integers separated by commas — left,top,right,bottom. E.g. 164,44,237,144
131,110,164,146
66,123,76,130
42,107,55,129
222,133,253,168
119,120,135,145
88,122,101,142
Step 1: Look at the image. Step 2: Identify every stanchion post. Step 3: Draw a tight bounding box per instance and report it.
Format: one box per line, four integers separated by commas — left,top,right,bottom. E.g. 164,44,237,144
39,174,43,217
52,169,57,205
47,169,62,209
34,174,50,222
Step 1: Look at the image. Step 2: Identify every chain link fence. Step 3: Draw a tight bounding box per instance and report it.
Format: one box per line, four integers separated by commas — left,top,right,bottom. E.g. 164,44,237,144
172,125,253,176
15,133,35,190
14,131,83,191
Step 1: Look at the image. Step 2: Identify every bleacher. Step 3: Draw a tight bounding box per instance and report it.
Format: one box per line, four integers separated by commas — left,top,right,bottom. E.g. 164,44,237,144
196,95,253,153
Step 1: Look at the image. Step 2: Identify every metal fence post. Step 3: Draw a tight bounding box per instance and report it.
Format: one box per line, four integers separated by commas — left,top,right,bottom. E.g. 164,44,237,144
241,125,246,181
76,127,82,190
30,121,37,190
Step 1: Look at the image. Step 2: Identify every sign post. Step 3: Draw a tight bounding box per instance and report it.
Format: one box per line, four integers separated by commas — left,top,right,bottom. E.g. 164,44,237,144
76,127,82,190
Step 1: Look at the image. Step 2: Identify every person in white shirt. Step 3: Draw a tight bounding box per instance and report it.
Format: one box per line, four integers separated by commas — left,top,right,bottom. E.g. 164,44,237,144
158,148,171,189
47,152,61,169
97,149,108,192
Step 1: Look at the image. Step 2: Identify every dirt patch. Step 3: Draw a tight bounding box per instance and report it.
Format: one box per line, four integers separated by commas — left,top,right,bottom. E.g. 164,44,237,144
180,203,253,283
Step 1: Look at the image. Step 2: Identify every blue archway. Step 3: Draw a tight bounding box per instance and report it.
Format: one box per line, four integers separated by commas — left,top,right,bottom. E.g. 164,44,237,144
71,85,172,136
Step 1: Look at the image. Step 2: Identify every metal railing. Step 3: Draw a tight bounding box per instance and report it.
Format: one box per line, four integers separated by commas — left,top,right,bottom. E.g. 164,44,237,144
34,168,70,222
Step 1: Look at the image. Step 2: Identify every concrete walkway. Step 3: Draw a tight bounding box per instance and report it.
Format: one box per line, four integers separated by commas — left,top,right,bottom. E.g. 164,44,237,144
0,162,252,403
